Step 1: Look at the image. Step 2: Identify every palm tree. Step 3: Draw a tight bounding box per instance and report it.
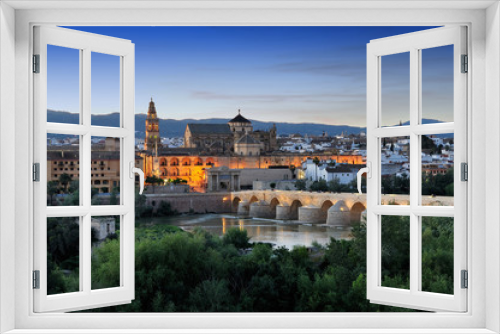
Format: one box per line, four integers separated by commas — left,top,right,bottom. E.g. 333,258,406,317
58,173,72,192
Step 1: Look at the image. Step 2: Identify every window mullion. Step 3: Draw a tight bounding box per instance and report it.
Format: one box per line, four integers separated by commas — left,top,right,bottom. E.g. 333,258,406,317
81,48,92,294
409,47,420,295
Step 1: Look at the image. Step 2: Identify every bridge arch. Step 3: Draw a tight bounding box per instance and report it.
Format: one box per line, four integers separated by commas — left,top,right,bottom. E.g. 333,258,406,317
249,195,259,204
270,198,280,218
232,197,241,213
350,202,366,222
290,200,303,220
320,200,334,220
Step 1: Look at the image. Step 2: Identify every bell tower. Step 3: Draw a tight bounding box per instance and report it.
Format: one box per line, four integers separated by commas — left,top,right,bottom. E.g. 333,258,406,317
145,98,160,151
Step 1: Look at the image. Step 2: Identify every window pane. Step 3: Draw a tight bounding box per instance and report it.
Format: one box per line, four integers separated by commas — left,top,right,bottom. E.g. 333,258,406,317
381,52,410,127
47,217,80,295
47,133,80,206
381,136,410,204
47,45,80,124
91,216,121,290
421,216,454,294
381,215,410,289
421,134,454,206
421,45,454,124
91,52,120,127
91,136,120,205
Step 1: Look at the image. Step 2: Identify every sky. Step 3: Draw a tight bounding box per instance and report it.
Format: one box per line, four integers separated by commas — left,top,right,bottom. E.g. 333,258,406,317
47,26,453,127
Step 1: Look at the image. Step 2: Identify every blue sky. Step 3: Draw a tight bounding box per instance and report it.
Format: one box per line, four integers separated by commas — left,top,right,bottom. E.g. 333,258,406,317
48,26,452,127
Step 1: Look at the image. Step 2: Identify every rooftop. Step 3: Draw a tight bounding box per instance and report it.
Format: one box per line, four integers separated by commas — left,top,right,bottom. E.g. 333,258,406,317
187,123,232,135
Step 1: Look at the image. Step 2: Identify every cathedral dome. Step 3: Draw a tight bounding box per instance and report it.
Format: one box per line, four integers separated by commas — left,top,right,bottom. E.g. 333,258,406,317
229,110,251,124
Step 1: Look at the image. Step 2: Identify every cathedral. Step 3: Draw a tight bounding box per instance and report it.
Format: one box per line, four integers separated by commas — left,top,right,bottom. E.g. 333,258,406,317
183,109,278,154
141,100,363,191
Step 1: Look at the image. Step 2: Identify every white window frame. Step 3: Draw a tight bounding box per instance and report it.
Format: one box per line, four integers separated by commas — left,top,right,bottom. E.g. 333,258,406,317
366,26,467,312
33,25,136,313
0,2,498,333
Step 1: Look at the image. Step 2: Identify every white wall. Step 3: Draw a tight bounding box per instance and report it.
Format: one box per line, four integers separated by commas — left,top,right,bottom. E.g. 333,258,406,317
0,2,16,333
485,2,500,332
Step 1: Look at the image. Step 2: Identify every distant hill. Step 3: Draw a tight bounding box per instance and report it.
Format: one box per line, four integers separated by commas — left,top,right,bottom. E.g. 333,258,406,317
47,110,446,138
47,110,366,137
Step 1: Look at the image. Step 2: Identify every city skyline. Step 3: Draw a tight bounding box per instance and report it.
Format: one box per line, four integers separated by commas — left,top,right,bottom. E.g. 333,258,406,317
48,26,452,127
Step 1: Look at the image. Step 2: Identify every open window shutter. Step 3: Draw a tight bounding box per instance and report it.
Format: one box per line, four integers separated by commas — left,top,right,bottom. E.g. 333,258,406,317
33,26,135,312
366,26,467,312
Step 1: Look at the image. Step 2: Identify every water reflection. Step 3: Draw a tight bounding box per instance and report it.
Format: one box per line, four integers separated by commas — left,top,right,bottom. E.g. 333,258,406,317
146,214,353,249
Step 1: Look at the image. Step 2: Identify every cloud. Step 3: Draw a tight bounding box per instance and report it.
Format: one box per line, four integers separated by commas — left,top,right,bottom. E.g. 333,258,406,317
190,91,365,103
264,61,365,78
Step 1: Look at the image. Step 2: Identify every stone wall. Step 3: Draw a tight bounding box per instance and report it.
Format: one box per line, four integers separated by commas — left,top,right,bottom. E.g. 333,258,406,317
145,193,231,214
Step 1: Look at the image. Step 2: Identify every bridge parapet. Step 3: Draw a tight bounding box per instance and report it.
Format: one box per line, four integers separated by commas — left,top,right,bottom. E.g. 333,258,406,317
230,190,454,223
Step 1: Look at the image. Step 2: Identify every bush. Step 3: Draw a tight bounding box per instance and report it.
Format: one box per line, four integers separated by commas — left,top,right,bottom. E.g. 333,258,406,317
222,228,250,249
157,201,177,217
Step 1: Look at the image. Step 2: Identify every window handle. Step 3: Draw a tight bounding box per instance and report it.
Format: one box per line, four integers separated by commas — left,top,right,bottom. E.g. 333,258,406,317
130,162,145,194
357,162,371,194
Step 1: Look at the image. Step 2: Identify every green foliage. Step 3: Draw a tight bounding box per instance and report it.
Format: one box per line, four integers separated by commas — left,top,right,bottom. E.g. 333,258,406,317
381,215,410,289
269,182,276,189
167,178,188,184
294,179,307,191
135,189,147,218
381,174,410,195
422,135,437,152
422,168,454,196
110,187,119,206
222,228,250,249
157,201,177,217
58,173,72,191
146,175,164,186
62,215,454,313
310,179,329,192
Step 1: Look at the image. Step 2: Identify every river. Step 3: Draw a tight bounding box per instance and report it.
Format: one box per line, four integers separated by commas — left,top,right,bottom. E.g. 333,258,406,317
141,213,353,249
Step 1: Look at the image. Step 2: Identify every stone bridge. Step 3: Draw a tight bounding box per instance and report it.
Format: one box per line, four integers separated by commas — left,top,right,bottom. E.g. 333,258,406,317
230,190,453,226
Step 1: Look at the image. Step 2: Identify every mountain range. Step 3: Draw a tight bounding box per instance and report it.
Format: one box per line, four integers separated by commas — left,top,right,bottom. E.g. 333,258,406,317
47,110,366,138
47,110,445,138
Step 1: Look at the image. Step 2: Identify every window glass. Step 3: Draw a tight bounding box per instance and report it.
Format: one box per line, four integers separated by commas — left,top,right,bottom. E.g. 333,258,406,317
47,45,80,124
47,217,81,295
92,216,121,290
381,215,410,289
47,133,80,206
91,52,120,127
421,45,454,124
381,52,410,127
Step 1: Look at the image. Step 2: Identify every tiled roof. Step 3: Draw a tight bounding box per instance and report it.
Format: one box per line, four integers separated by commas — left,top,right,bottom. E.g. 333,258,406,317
236,134,260,145
187,123,232,135
228,113,251,124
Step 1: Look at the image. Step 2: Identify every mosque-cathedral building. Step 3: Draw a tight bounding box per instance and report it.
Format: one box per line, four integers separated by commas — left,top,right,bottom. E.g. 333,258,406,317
140,99,364,191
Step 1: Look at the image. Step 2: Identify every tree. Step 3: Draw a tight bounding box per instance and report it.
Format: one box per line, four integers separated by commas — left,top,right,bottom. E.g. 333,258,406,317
270,182,276,190
145,175,163,193
47,181,59,206
223,228,250,249
310,179,328,192
312,157,320,165
135,189,147,218
295,179,307,191
58,173,72,192
422,135,437,151
110,187,119,205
